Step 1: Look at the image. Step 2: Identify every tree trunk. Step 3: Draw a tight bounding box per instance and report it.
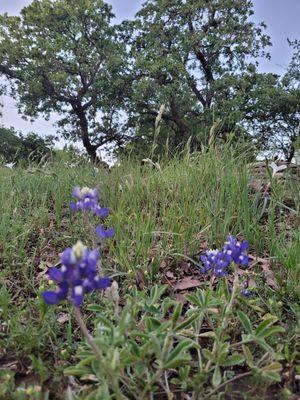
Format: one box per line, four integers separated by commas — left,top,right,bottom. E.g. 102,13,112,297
286,145,295,163
74,105,99,164
170,99,190,140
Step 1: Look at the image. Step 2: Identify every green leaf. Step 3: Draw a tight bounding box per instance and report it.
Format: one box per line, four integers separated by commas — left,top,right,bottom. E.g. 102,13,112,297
163,355,191,369
202,349,214,362
212,366,222,387
153,321,171,335
174,313,198,332
87,304,102,312
96,315,113,329
256,326,285,339
111,348,120,370
261,362,282,372
222,353,245,367
64,366,91,376
237,311,253,334
179,365,190,380
149,285,167,305
78,356,96,366
145,317,162,332
164,340,194,368
255,316,278,336
172,302,183,326
129,340,140,357
255,338,275,356
261,371,282,382
242,345,254,367
149,334,162,357
185,293,200,306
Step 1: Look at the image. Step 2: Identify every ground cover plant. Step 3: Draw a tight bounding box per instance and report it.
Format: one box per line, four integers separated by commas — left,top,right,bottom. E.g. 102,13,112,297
0,147,299,399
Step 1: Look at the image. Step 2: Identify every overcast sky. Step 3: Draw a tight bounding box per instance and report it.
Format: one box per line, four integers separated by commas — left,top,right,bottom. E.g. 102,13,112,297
0,0,299,142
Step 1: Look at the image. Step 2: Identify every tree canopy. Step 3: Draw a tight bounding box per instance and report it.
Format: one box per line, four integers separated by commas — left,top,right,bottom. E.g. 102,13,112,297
0,0,299,161
0,0,127,162
125,0,271,150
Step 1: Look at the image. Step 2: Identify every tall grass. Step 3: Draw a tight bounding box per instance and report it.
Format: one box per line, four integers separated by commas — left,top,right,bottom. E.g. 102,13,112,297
0,146,299,397
1,147,299,281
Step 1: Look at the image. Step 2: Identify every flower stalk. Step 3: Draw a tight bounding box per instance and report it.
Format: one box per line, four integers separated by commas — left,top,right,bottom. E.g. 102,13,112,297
74,307,103,361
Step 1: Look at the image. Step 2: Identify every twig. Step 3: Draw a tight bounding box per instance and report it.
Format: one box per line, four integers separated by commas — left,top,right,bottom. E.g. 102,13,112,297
73,307,103,361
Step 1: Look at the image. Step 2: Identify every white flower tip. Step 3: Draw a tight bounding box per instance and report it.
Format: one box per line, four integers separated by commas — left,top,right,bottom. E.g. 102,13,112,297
74,286,83,296
81,187,91,196
72,241,86,259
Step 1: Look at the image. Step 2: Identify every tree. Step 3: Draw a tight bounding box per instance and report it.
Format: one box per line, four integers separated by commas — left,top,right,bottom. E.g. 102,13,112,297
0,126,22,162
0,126,53,163
238,42,300,161
126,0,270,151
0,0,127,163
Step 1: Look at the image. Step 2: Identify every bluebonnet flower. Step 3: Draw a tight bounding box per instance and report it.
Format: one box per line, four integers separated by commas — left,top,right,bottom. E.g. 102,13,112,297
200,250,231,276
241,288,252,297
96,224,115,240
222,236,249,267
42,241,111,307
228,284,253,297
200,235,249,277
70,186,109,218
241,281,253,297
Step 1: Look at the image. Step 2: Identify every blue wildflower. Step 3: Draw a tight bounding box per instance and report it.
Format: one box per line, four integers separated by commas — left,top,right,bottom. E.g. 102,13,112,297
200,250,231,276
241,281,253,297
42,241,111,307
241,288,252,297
200,235,249,277
94,205,109,218
223,236,249,267
70,186,109,218
96,224,115,240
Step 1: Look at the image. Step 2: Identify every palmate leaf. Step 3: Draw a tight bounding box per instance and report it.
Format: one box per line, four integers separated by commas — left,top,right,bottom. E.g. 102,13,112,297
174,313,199,332
149,285,167,305
185,293,201,306
145,316,162,332
202,349,214,362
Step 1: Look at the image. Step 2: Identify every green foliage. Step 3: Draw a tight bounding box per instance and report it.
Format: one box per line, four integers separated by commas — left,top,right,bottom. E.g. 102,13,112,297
124,0,271,154
0,126,53,164
64,284,284,399
0,0,299,160
240,66,300,161
0,0,127,162
0,126,21,162
0,148,299,398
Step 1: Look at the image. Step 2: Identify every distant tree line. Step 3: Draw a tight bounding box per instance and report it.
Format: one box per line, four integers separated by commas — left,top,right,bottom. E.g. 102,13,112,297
0,0,299,162
0,126,53,164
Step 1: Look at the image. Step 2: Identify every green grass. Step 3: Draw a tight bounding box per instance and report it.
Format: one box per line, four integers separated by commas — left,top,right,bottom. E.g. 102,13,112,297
0,147,299,398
